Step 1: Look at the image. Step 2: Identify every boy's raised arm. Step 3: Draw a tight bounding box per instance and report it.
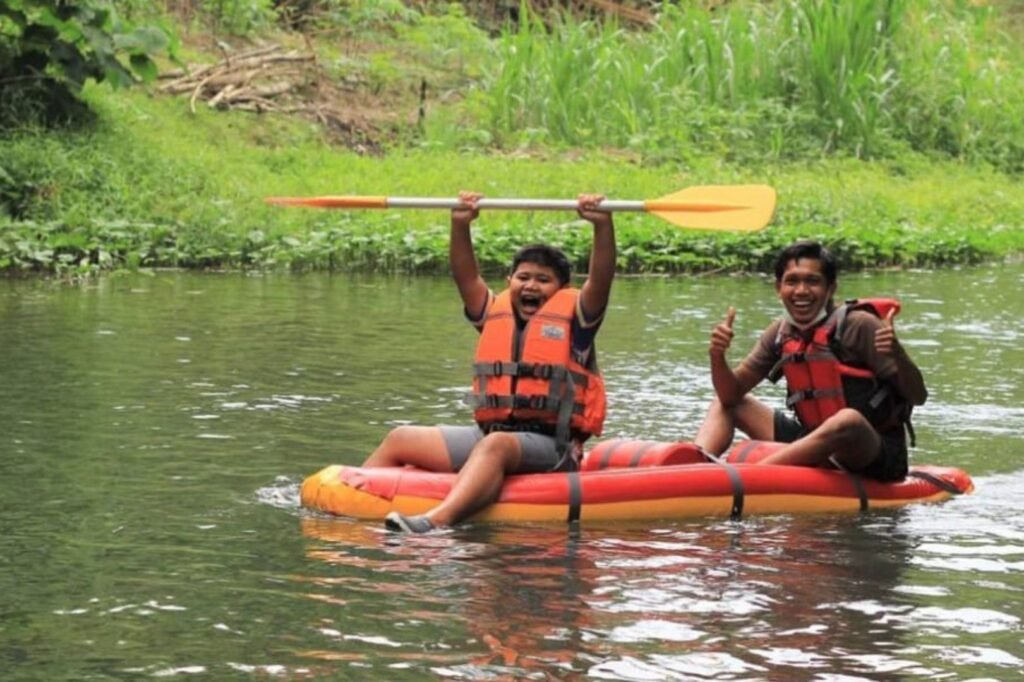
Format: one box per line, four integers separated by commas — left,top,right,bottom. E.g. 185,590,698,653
577,194,616,319
449,191,489,319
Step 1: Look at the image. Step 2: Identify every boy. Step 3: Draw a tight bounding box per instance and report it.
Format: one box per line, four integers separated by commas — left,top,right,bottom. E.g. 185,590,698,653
363,191,616,532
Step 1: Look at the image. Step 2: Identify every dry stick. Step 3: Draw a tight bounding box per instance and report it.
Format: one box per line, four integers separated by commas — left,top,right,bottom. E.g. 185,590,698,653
210,53,309,74
159,62,213,83
234,98,284,113
217,82,294,107
158,43,316,115
223,44,282,66
158,47,279,89
189,72,221,113
178,62,306,92
245,82,298,99
207,83,237,108
159,49,311,94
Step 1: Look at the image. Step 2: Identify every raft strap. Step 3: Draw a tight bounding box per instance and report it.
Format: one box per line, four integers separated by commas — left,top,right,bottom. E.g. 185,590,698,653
628,441,659,468
597,440,626,469
850,473,868,512
906,470,963,495
566,470,582,524
829,455,869,511
728,440,761,463
699,446,744,519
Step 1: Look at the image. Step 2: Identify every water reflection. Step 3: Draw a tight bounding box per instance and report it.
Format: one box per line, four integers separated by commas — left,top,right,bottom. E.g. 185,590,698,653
287,467,1024,679
298,513,946,679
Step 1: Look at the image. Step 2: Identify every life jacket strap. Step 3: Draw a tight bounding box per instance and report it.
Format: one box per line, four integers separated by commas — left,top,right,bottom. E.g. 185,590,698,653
769,346,838,383
472,362,590,386
472,361,535,378
474,377,583,473
479,421,557,436
467,393,585,414
550,371,579,472
785,387,844,407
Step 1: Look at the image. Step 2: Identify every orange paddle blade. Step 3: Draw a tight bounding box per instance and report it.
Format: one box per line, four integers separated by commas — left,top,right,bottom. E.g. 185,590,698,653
644,185,776,231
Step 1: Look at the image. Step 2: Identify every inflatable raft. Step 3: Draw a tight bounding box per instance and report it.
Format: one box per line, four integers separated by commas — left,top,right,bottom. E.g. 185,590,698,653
300,440,973,523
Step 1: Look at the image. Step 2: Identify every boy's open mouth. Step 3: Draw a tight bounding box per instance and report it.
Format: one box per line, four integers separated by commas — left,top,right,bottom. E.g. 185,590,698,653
519,292,543,313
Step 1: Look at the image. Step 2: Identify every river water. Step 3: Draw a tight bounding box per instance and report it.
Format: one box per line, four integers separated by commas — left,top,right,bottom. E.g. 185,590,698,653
1,265,1022,680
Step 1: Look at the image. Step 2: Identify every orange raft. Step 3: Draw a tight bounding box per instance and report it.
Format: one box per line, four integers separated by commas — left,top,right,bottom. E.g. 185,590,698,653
299,440,974,523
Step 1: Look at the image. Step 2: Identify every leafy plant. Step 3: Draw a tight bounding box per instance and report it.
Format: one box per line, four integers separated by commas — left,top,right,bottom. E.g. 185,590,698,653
0,0,176,128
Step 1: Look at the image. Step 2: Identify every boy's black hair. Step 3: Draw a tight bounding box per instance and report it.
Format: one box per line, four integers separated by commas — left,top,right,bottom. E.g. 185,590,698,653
773,240,838,286
510,244,572,286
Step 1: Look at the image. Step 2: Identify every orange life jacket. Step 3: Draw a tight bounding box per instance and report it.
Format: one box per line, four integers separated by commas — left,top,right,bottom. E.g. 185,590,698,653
470,288,606,446
770,298,908,432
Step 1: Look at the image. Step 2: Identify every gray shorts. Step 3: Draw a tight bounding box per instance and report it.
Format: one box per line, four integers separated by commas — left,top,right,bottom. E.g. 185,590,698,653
439,425,578,473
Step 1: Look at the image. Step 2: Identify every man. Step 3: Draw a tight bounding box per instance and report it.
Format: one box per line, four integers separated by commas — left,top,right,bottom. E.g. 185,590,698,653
362,190,616,532
694,240,927,480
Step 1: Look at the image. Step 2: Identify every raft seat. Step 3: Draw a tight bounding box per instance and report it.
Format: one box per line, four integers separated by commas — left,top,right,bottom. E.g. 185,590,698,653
581,439,706,470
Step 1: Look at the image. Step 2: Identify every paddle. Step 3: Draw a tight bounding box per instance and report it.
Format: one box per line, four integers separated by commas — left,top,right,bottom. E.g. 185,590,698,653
265,184,777,232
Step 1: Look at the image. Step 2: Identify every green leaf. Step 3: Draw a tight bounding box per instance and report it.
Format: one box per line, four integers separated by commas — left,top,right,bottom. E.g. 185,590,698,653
32,7,66,31
115,26,168,54
129,53,157,83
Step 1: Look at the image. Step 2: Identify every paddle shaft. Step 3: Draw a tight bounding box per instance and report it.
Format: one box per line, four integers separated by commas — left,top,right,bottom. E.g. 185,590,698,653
301,197,744,213
389,197,643,211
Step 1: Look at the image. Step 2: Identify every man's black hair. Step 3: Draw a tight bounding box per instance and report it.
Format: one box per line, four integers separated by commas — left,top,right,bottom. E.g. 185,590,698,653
773,240,838,286
510,244,572,286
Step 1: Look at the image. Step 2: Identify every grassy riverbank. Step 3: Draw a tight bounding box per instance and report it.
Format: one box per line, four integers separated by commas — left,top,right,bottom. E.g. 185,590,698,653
2,1,1023,277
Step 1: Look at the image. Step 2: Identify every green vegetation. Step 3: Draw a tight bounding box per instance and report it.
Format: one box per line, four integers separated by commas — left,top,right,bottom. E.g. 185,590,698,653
475,1,1024,171
0,0,175,127
1,0,1022,277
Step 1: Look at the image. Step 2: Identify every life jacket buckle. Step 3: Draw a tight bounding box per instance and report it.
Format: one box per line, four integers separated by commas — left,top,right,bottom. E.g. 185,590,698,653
492,361,504,377
485,395,501,408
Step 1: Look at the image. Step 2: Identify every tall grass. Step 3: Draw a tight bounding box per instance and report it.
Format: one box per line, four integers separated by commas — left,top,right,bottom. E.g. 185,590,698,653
470,0,1024,171
891,4,1024,171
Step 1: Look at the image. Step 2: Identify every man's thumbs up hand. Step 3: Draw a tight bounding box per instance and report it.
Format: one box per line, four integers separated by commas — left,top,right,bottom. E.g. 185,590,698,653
710,307,736,357
876,307,897,355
